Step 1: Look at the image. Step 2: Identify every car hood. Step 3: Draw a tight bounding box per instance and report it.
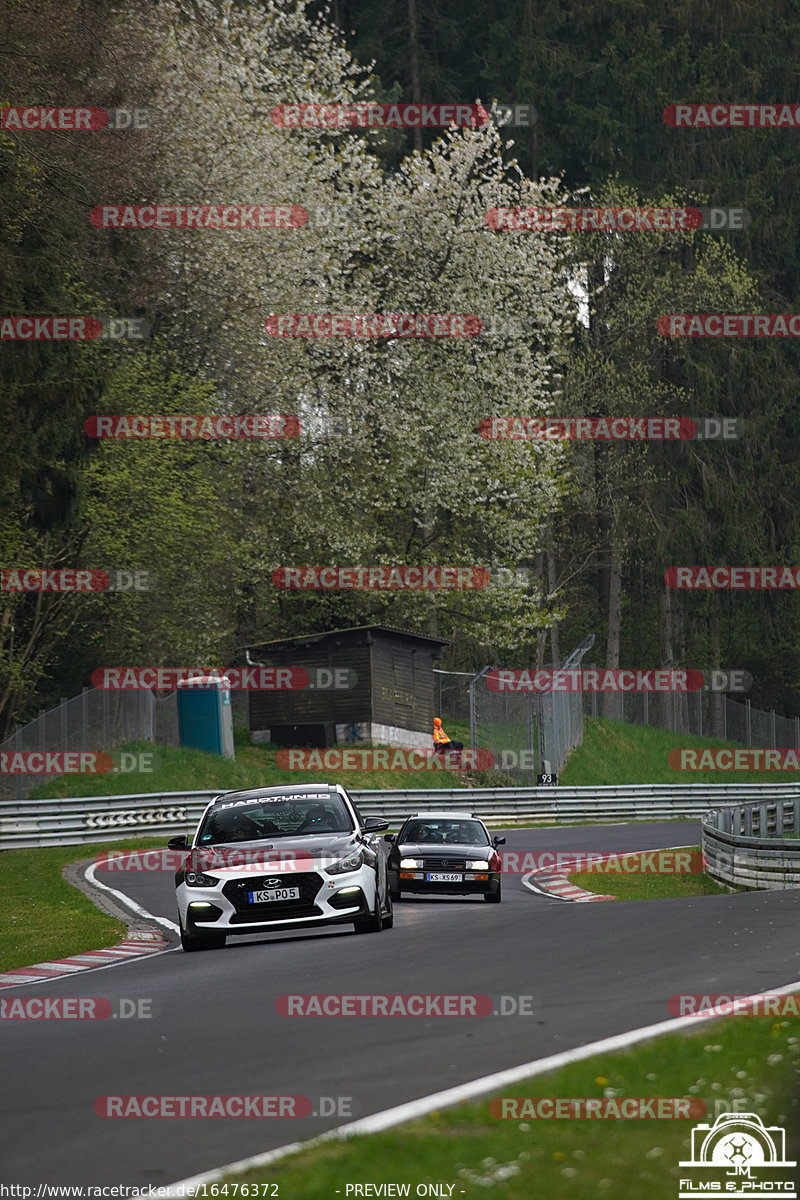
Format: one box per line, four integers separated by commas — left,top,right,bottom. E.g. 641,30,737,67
189,833,363,876
397,842,492,857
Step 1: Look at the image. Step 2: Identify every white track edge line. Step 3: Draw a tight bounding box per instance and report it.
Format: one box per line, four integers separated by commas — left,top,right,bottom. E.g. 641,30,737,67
0,868,180,991
159,976,800,1195
84,862,180,933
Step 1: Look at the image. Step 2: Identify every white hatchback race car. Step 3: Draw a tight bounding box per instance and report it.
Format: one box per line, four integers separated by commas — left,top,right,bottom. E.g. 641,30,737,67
167,783,392,951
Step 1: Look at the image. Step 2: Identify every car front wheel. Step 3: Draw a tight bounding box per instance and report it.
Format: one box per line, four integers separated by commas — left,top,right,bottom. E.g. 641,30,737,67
353,886,384,933
484,882,502,903
180,925,227,951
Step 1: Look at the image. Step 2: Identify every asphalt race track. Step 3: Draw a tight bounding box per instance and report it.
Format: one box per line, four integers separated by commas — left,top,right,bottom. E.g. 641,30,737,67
3,821,800,1185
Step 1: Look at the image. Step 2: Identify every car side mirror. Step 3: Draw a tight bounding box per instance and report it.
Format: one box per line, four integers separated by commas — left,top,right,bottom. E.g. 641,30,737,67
362,816,389,832
383,833,395,843
493,835,506,846
168,834,189,849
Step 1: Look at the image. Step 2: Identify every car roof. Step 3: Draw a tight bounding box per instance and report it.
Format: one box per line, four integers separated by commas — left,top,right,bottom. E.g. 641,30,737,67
404,811,479,820
208,784,341,807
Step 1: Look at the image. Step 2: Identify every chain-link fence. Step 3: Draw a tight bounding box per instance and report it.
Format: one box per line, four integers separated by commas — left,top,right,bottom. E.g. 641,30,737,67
0,688,180,802
433,668,473,722
6,657,800,802
471,637,594,784
583,686,800,749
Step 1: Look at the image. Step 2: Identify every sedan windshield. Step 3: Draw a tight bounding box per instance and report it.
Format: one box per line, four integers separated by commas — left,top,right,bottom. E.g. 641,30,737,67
401,819,489,845
197,794,355,843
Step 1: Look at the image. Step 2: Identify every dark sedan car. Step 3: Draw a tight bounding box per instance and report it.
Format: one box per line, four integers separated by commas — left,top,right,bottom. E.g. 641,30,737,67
385,811,505,902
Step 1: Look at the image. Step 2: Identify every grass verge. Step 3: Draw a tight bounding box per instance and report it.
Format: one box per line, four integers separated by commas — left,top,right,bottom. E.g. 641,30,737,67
0,836,169,972
27,721,474,800
567,848,729,900
214,1013,800,1199
560,717,800,785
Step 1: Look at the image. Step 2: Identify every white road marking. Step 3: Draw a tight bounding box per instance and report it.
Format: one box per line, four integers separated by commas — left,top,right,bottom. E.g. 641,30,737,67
160,977,800,1194
84,861,180,933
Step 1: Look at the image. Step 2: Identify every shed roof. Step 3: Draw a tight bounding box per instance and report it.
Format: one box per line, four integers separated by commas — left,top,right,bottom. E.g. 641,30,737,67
245,624,449,652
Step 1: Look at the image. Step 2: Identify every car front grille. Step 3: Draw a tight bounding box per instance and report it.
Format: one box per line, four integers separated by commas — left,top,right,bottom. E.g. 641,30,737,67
222,872,323,922
422,858,467,871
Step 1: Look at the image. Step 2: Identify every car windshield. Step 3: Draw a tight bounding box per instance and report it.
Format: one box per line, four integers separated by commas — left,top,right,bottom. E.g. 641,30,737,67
401,819,489,845
197,794,355,843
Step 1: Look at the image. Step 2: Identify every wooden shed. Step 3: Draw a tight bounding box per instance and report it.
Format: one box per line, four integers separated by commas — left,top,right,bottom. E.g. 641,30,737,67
245,625,449,748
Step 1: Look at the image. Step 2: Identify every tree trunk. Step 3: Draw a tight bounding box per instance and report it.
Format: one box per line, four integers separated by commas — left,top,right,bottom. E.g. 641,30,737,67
657,583,675,732
546,539,560,667
602,532,623,720
709,608,724,738
407,0,423,154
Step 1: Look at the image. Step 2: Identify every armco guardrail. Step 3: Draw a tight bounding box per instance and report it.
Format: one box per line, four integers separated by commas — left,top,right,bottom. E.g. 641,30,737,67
703,798,800,889
3,783,800,849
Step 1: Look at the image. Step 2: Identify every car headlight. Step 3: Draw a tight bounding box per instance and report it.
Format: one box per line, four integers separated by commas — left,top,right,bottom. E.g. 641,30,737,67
184,871,220,887
326,849,364,875
467,860,490,870
400,858,423,868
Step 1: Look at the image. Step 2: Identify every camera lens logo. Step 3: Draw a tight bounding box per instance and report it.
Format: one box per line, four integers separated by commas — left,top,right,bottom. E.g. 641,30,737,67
678,1112,796,1198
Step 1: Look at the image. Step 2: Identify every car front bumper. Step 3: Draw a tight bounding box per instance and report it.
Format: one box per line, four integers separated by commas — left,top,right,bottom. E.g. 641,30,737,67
393,869,500,896
177,865,377,934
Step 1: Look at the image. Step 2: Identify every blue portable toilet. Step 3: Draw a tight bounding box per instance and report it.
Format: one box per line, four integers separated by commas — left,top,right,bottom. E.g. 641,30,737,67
177,675,235,758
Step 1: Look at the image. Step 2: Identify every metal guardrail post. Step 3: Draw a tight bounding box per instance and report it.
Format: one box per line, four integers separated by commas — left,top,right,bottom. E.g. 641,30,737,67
14,724,21,803
526,693,535,785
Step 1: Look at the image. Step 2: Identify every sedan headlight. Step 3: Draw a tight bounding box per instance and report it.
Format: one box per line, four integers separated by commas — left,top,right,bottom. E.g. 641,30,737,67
185,871,220,887
467,860,490,870
400,858,423,868
326,849,364,875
